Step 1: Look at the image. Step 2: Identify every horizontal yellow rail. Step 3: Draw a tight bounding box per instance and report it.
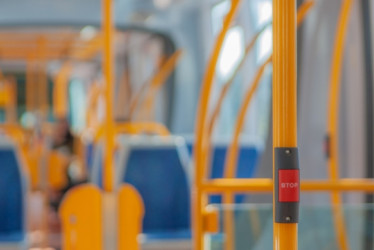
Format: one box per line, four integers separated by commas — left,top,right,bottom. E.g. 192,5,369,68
115,122,170,136
94,122,170,141
202,178,374,193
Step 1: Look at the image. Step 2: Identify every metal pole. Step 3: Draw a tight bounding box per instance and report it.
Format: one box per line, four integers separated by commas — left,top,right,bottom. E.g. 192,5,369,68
102,0,115,192
273,0,299,249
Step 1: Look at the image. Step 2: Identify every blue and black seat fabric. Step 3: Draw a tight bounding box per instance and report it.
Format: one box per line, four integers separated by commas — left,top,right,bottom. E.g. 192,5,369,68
117,136,191,240
0,136,27,248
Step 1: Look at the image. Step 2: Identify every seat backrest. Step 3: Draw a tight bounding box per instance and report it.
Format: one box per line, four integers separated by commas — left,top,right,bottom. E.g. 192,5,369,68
185,137,261,203
117,136,191,233
0,136,26,241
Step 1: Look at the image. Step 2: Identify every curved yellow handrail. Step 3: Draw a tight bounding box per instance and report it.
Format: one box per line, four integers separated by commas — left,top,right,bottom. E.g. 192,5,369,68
193,0,242,249
326,0,354,249
129,49,183,120
296,0,315,25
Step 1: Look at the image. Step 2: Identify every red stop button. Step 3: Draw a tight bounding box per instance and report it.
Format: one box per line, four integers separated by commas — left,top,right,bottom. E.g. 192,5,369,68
278,169,299,202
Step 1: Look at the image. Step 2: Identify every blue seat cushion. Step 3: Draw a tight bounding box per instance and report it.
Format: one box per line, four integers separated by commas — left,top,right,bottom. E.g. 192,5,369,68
143,229,191,242
123,147,190,233
0,149,24,241
0,232,24,242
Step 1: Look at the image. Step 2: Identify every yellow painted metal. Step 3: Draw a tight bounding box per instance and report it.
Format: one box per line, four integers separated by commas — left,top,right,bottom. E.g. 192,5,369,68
26,55,36,111
296,1,315,25
36,37,48,116
210,1,315,182
203,207,219,233
94,122,170,142
53,63,72,119
47,150,70,190
273,0,298,249
0,78,17,123
220,5,314,247
326,0,354,249
193,0,241,249
202,178,374,193
115,122,170,136
102,0,115,192
129,50,183,120
59,184,103,250
0,81,12,106
0,32,103,61
118,184,144,250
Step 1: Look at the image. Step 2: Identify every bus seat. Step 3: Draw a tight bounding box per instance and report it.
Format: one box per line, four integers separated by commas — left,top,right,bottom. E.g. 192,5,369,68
0,136,27,249
116,136,191,240
59,184,102,250
184,136,262,203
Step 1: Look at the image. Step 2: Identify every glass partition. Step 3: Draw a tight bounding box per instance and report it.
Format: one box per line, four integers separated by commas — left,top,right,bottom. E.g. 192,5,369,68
205,203,374,250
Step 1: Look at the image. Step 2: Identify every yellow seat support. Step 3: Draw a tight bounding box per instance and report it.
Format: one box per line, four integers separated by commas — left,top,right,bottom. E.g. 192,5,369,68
118,184,144,250
59,184,103,250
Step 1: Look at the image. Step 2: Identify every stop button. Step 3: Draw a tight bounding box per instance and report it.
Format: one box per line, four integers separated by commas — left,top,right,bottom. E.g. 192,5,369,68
278,169,299,202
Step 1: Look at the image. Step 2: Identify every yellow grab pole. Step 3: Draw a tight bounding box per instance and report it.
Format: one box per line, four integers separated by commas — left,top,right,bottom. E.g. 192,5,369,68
326,0,354,249
273,0,298,249
193,0,241,249
102,0,115,192
37,37,48,117
53,62,72,119
26,55,35,112
223,0,314,194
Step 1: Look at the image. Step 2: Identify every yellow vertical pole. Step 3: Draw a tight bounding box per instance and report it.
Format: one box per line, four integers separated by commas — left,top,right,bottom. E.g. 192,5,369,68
273,0,298,249
53,63,72,119
26,54,35,112
37,37,48,117
102,0,115,192
326,0,354,249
